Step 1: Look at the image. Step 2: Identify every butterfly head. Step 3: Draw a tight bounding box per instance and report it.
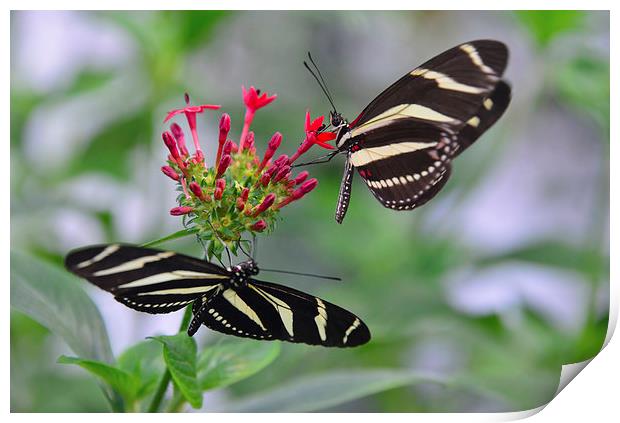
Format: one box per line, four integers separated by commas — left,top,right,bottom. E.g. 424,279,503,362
239,260,260,276
329,110,346,129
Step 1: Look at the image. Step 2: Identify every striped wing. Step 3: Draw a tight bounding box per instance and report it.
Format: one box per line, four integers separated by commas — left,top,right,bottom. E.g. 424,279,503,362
347,40,508,136
354,80,511,211
65,244,229,314
189,280,370,347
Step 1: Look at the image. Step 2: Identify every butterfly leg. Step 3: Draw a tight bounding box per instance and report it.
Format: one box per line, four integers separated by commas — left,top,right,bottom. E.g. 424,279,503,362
335,153,354,224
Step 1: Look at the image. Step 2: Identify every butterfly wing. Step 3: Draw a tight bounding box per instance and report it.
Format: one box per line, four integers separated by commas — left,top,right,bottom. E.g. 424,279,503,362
352,80,511,211
346,40,508,136
65,244,229,314
189,279,370,347
335,152,355,224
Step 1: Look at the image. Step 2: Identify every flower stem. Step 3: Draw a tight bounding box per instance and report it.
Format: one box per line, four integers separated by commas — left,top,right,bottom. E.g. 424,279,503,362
147,306,193,412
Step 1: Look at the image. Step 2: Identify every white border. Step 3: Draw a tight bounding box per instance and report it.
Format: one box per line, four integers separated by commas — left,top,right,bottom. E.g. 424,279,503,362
5,2,615,420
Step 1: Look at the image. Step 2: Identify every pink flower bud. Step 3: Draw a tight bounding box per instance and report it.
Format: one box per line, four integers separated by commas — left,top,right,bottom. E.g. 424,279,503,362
162,131,180,160
258,132,282,173
273,165,291,183
250,220,268,232
240,187,250,201
223,140,234,155
170,123,189,156
189,181,206,201
236,197,246,211
219,113,231,142
294,171,309,185
252,193,276,217
214,187,223,200
274,154,289,168
300,178,318,194
276,178,318,209
230,141,239,153
244,131,255,151
161,166,179,181
260,172,271,187
170,206,193,216
216,113,231,165
217,155,232,178
216,178,226,191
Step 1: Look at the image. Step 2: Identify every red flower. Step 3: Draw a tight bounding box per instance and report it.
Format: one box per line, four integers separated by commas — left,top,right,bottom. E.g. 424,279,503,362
294,171,309,185
216,113,231,166
164,93,220,165
170,123,189,157
276,178,318,208
242,85,277,112
239,86,277,150
189,181,207,201
289,111,336,164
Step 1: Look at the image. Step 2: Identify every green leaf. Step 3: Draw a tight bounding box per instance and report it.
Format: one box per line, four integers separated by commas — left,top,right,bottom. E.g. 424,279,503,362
10,250,113,363
141,227,199,248
58,356,139,403
477,240,609,280
117,340,166,399
516,11,585,48
198,339,280,391
556,55,610,134
152,333,202,409
219,369,446,412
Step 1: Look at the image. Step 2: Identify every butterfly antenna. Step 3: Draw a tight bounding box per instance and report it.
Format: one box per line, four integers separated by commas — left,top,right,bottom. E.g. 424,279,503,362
260,268,342,281
307,52,336,108
304,57,338,113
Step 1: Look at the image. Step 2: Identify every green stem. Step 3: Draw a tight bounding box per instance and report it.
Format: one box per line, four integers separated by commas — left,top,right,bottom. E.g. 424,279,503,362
147,306,193,412
141,228,199,248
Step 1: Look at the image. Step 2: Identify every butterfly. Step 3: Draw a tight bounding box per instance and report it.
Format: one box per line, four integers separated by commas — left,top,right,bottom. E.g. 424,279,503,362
304,40,511,223
65,244,370,347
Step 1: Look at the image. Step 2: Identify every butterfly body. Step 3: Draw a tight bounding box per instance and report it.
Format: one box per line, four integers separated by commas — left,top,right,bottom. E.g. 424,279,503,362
324,40,511,223
65,244,370,347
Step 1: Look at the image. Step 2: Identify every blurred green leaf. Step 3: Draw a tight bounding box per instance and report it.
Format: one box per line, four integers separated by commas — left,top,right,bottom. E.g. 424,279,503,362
58,356,139,404
220,369,445,412
556,55,610,134
477,240,609,280
10,250,113,363
117,340,166,399
516,11,585,48
152,333,202,409
198,339,280,391
66,113,151,180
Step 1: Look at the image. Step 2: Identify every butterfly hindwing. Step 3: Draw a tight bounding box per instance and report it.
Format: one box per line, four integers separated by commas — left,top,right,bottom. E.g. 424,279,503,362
65,244,228,314
190,279,370,347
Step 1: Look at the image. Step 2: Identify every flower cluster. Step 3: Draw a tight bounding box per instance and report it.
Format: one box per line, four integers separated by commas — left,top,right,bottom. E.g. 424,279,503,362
161,87,335,259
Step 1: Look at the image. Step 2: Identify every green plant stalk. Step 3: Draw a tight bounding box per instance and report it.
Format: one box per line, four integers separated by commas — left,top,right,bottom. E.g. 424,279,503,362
147,306,193,412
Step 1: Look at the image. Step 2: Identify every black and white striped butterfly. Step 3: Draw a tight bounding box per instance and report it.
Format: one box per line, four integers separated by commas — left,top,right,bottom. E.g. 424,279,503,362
304,40,511,223
65,244,370,347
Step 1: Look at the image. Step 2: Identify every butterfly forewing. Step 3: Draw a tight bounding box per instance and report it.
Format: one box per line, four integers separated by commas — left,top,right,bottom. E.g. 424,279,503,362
347,40,508,135
191,279,370,347
65,244,228,314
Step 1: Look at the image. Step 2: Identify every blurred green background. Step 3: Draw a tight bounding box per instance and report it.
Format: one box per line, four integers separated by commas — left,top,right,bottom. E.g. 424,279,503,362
10,10,609,412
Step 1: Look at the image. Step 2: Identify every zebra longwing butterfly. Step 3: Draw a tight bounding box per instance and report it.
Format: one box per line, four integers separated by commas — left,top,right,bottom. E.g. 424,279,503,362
65,244,370,347
306,40,511,223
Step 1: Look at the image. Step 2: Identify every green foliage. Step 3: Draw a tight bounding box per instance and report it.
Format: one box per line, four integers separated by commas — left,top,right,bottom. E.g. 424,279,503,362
516,11,585,48
198,339,281,390
220,370,446,412
58,356,141,405
10,251,113,363
152,334,202,409
556,55,610,134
